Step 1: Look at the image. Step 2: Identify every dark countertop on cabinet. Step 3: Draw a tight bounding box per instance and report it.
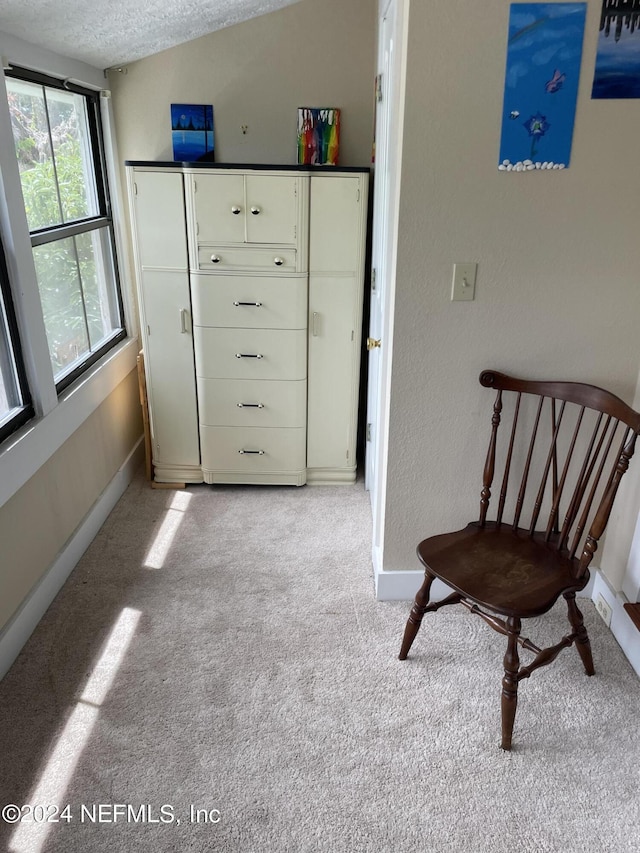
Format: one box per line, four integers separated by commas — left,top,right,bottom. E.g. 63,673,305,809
125,161,371,174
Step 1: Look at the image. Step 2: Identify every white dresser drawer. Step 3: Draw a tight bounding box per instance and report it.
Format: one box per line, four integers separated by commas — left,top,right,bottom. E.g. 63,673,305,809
194,327,307,380
197,378,306,427
197,246,297,272
200,426,306,472
191,274,307,329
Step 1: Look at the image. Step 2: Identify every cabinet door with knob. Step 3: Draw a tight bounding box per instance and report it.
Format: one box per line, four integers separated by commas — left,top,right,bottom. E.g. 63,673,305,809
307,173,369,483
188,172,305,251
140,271,200,473
189,173,245,244
127,168,202,483
244,175,299,244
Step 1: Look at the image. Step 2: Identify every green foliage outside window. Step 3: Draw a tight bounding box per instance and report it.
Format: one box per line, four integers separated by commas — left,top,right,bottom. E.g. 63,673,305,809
8,82,114,377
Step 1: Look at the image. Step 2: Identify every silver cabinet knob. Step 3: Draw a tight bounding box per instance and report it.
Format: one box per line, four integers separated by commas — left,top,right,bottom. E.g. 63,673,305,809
274,257,284,266
250,206,261,215
231,206,241,215
210,254,221,263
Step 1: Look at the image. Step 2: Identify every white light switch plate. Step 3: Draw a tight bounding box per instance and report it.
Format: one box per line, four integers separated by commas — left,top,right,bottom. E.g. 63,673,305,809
451,262,477,301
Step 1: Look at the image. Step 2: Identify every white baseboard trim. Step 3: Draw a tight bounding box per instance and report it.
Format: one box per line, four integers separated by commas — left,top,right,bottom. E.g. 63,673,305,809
374,568,452,602
375,565,595,603
372,543,383,587
0,438,144,682
591,570,640,678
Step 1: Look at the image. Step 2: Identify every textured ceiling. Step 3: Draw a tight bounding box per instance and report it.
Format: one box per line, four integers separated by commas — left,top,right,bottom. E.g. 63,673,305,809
0,0,303,69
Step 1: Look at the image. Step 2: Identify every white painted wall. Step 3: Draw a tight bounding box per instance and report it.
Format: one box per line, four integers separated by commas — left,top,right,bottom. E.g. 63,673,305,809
107,0,377,167
0,30,105,87
382,0,640,598
601,373,640,601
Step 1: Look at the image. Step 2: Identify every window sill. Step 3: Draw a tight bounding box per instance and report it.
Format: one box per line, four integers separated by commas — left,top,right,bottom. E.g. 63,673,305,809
0,336,140,511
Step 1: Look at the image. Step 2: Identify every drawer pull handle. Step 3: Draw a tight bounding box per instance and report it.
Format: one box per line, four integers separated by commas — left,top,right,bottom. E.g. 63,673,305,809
312,311,319,337
179,308,188,334
210,254,221,263
250,206,261,215
238,449,265,455
274,257,284,266
237,402,265,408
233,301,263,307
235,353,263,359
231,206,242,214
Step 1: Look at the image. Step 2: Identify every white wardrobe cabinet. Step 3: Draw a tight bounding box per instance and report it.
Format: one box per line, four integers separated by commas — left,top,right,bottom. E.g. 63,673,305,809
127,163,369,487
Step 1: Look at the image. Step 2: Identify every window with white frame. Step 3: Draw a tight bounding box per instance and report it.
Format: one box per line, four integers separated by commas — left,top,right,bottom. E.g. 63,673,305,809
0,235,34,443
5,67,125,393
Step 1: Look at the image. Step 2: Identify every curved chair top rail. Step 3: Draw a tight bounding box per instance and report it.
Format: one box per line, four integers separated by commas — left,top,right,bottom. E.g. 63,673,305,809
480,370,640,433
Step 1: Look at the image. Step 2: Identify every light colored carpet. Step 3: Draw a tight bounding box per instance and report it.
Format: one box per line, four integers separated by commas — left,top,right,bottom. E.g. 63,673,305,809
0,471,639,853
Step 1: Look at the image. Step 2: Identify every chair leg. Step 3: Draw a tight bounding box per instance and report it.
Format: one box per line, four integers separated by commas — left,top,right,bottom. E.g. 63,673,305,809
398,570,435,660
501,616,521,751
564,592,595,676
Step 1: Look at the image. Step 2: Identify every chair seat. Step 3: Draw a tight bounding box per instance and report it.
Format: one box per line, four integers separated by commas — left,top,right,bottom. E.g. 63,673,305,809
417,522,589,618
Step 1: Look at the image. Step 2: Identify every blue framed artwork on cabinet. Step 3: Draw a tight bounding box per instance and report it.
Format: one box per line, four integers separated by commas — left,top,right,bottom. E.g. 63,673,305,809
171,104,215,162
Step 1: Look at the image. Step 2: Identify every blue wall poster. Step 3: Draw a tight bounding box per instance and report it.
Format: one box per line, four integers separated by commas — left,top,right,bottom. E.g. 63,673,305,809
592,0,640,99
498,3,587,171
171,104,215,162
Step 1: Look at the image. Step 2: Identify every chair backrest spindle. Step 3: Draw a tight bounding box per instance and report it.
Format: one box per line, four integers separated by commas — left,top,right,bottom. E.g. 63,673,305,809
529,400,566,536
550,399,559,535
512,395,544,531
558,416,615,552
568,422,622,560
543,406,588,543
479,390,502,526
578,429,638,575
496,392,521,527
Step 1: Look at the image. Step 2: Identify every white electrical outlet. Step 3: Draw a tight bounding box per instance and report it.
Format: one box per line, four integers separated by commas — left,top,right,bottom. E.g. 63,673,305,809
595,594,612,627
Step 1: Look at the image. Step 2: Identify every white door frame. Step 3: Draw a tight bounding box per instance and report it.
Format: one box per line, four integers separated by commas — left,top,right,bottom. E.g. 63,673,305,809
365,0,410,590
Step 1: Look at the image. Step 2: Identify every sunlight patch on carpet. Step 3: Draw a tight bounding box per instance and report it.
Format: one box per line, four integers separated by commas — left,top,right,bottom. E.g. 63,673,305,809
9,607,142,853
143,491,192,569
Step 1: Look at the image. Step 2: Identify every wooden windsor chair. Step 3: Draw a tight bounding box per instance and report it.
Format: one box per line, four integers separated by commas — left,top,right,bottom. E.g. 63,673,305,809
399,369,640,750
